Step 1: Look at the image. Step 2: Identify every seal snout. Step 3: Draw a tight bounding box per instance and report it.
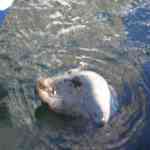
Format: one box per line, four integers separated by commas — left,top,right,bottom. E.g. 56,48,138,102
36,77,56,104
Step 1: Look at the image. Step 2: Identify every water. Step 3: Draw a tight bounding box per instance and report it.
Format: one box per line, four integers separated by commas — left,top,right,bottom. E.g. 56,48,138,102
0,0,150,149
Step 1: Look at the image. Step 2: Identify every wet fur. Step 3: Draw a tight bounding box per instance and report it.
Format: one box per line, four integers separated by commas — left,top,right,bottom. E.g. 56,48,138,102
36,69,115,125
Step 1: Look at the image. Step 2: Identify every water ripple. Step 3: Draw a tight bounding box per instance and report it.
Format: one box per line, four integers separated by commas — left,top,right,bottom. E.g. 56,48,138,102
0,0,149,149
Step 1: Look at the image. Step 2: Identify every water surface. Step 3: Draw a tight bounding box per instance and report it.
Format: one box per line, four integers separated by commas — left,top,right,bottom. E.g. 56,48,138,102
0,0,150,149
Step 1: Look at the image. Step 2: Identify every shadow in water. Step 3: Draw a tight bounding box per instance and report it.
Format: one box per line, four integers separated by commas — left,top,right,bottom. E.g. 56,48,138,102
0,81,8,100
0,80,12,128
0,103,12,128
35,102,95,134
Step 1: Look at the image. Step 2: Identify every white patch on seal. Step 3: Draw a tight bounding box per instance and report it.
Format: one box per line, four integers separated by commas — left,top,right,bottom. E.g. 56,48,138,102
75,71,111,123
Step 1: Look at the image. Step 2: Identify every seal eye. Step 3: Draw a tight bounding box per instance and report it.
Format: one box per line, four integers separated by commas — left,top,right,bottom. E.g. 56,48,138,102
71,77,82,88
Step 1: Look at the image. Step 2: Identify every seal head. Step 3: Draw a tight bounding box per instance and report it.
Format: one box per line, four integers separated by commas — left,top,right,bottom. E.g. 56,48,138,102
36,70,114,125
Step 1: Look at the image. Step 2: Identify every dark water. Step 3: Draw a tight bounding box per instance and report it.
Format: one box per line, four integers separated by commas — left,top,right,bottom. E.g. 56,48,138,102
0,0,150,149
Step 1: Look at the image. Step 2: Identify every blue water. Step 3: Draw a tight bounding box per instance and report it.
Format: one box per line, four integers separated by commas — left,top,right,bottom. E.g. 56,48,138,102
126,62,150,150
0,10,8,25
123,3,150,149
124,6,150,48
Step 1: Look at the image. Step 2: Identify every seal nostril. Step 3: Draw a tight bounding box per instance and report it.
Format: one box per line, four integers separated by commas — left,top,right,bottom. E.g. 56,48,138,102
47,84,56,96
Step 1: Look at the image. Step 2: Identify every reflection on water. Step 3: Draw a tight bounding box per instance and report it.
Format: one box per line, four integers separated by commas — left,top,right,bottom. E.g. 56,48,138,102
0,0,150,149
124,6,150,48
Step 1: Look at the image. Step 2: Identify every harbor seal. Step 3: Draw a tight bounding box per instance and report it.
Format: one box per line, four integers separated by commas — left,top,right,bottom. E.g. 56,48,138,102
36,67,117,125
